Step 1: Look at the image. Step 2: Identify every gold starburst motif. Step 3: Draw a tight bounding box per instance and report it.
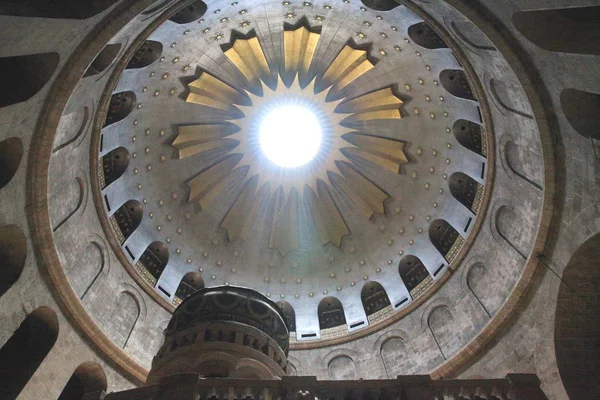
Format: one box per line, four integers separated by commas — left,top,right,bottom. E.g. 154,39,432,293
174,26,407,257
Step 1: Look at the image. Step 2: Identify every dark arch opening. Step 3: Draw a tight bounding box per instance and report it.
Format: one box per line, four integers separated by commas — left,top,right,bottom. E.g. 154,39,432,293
84,43,121,78
408,22,448,49
58,362,107,400
169,0,207,24
0,307,59,399
513,6,600,55
560,89,600,140
440,69,476,101
276,301,296,332
318,297,346,330
398,255,431,296
0,225,27,298
139,241,169,283
174,272,205,303
101,147,130,188
0,0,118,19
449,172,481,213
113,200,143,243
360,281,391,317
359,0,400,12
555,233,600,399
429,219,461,261
453,119,485,157
126,40,163,70
0,53,59,108
104,91,135,127
0,137,23,190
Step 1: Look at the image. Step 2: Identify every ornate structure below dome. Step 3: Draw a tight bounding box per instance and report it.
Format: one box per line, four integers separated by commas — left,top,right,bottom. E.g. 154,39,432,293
147,286,290,383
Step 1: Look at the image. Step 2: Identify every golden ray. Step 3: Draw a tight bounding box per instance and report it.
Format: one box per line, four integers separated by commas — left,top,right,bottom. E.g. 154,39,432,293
319,44,375,94
284,25,319,86
308,181,350,247
224,35,272,92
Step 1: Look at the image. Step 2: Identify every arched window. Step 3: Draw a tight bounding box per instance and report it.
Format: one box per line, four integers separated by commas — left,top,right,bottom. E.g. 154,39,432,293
0,137,23,190
360,281,391,317
126,41,163,70
103,91,135,127
169,0,207,24
429,219,462,261
0,53,59,108
318,297,346,330
513,6,600,55
0,307,58,399
84,44,121,77
58,362,107,400
174,272,205,304
398,255,431,298
0,225,27,298
101,147,130,188
560,89,600,140
113,200,143,243
440,69,476,101
453,119,485,157
138,241,169,285
408,22,448,49
276,301,296,332
449,172,481,213
0,0,118,19
359,0,399,12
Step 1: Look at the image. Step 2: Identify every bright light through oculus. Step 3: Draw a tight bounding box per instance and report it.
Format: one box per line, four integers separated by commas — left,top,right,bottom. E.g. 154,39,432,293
259,105,322,168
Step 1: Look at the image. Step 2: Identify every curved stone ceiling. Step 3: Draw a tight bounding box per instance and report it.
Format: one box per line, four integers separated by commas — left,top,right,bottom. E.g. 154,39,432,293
94,0,490,342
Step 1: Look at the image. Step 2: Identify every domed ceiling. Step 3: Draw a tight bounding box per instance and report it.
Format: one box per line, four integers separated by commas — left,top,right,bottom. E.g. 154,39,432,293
94,0,490,343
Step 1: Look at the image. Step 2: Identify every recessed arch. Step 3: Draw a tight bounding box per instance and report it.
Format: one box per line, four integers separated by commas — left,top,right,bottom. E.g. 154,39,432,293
126,40,163,70
76,242,106,301
466,263,492,318
103,91,136,127
84,43,121,77
0,225,27,299
440,69,476,101
380,336,406,379
328,355,356,380
503,140,543,190
138,241,169,286
101,147,130,188
276,301,296,332
58,362,107,400
453,119,485,157
427,305,455,360
168,0,207,24
360,281,391,317
398,255,431,298
408,22,448,49
103,291,141,349
0,0,118,19
555,233,600,399
359,0,400,12
449,172,482,213
112,200,143,243
174,272,205,304
318,296,346,330
495,205,527,259
0,137,23,190
0,307,59,399
429,219,462,262
560,88,600,140
51,176,86,232
513,6,600,55
0,53,59,108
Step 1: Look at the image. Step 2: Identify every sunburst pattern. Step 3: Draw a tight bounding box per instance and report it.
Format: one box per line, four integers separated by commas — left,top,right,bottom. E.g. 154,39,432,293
173,26,408,256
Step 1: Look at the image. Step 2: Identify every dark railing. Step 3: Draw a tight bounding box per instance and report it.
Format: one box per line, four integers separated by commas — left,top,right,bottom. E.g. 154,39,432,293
104,374,549,400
